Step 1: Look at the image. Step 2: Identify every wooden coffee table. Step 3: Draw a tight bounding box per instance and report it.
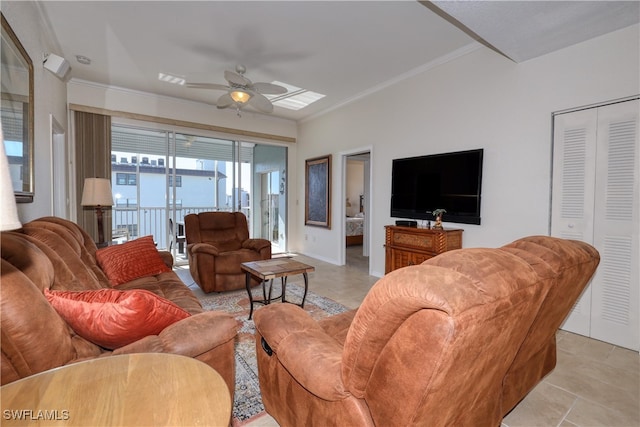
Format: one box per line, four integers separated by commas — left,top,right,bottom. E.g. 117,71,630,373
0,353,231,426
241,258,315,319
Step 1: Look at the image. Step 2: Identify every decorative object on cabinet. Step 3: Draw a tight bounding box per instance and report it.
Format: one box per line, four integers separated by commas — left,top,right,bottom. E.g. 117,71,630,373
432,208,446,230
1,13,34,203
305,154,331,229
385,225,462,273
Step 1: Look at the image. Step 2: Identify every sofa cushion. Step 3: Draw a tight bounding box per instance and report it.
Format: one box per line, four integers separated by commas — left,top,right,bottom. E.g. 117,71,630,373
45,288,190,349
96,236,171,286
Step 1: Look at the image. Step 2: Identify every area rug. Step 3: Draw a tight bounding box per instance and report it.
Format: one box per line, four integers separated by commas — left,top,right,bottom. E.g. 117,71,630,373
196,282,350,426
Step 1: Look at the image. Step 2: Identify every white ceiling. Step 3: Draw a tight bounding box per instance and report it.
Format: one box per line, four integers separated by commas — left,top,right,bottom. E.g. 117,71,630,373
431,1,640,62
37,1,639,122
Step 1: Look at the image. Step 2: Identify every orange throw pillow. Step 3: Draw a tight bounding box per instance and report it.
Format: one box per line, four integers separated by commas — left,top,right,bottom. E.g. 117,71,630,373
45,288,190,349
96,236,171,286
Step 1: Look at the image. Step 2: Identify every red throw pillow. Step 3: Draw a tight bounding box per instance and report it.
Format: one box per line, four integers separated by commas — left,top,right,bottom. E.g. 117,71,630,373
96,236,172,286
45,288,191,349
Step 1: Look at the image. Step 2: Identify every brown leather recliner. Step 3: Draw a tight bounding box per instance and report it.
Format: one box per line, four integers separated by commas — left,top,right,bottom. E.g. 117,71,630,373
253,236,599,426
498,236,600,414
185,212,271,293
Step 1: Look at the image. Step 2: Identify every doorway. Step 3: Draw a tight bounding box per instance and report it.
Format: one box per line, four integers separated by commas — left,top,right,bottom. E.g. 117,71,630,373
344,151,371,273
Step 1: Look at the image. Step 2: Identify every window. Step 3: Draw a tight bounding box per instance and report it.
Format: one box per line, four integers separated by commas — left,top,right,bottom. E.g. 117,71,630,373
116,198,137,208
116,173,137,186
168,175,182,187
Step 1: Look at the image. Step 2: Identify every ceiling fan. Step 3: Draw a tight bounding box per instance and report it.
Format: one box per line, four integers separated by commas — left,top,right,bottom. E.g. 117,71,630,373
186,65,287,114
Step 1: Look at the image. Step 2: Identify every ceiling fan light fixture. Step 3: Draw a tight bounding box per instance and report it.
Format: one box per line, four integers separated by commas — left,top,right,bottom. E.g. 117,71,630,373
230,90,251,103
187,66,284,114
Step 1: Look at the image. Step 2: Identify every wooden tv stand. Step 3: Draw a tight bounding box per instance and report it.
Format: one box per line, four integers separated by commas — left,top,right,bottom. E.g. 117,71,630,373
384,225,463,273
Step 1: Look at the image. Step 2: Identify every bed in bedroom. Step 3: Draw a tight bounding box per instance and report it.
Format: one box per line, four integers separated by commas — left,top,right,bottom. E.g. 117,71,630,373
346,214,364,246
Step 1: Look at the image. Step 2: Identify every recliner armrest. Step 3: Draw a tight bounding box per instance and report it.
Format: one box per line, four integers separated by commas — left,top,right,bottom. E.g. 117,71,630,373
188,242,222,256
242,238,271,252
254,304,349,401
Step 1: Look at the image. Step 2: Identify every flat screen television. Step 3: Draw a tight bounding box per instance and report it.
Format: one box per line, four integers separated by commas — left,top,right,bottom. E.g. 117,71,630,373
390,149,483,225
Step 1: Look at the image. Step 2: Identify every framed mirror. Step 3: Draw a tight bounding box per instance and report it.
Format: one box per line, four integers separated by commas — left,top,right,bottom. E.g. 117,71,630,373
1,13,34,202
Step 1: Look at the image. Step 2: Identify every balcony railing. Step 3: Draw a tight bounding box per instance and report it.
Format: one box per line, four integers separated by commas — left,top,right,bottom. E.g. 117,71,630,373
111,206,249,250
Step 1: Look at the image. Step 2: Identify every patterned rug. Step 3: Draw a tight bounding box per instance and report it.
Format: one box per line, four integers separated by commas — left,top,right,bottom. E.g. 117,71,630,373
197,281,350,426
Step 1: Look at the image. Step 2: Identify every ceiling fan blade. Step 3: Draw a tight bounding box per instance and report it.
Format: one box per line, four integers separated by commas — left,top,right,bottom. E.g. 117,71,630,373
225,70,251,87
186,82,230,91
253,82,287,95
248,92,274,113
216,93,234,109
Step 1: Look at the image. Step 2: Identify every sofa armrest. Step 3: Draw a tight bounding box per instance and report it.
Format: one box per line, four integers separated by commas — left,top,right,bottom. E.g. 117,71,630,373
157,250,174,268
113,311,238,358
254,304,349,401
188,242,221,256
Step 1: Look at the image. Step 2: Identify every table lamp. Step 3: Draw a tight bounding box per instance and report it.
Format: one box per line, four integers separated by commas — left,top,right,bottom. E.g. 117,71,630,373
0,131,22,231
81,177,114,244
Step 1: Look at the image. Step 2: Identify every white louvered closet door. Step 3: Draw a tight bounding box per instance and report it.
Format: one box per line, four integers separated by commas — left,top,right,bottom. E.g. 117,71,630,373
552,98,639,351
551,108,598,337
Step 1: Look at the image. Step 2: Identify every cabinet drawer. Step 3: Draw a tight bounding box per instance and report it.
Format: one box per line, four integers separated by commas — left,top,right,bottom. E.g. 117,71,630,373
391,231,440,252
394,251,431,269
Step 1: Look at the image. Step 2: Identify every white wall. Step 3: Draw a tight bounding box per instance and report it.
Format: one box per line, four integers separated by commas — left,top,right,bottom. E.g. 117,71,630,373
2,1,69,223
294,24,640,277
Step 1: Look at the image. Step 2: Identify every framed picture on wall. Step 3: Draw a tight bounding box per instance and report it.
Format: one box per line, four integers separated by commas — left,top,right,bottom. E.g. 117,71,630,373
305,154,331,229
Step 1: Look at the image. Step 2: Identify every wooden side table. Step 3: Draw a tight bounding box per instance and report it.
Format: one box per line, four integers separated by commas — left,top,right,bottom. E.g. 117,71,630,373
241,258,315,319
1,353,231,426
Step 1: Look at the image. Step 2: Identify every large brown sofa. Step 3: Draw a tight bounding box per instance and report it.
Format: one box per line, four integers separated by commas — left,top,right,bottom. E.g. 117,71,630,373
185,211,271,293
1,216,238,397
253,235,599,426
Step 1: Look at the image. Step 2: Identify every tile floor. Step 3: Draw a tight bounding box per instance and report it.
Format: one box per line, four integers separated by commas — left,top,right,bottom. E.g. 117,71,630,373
242,250,639,427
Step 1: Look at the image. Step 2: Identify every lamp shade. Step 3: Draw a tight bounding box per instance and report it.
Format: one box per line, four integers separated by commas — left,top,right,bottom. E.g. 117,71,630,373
0,130,22,231
81,178,114,207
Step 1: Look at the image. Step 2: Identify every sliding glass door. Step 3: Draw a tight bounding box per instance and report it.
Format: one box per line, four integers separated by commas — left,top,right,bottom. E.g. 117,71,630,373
111,123,287,262
254,144,287,254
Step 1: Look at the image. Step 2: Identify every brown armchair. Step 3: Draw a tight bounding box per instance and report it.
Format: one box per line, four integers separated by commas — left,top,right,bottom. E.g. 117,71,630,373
253,236,599,426
185,212,272,293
